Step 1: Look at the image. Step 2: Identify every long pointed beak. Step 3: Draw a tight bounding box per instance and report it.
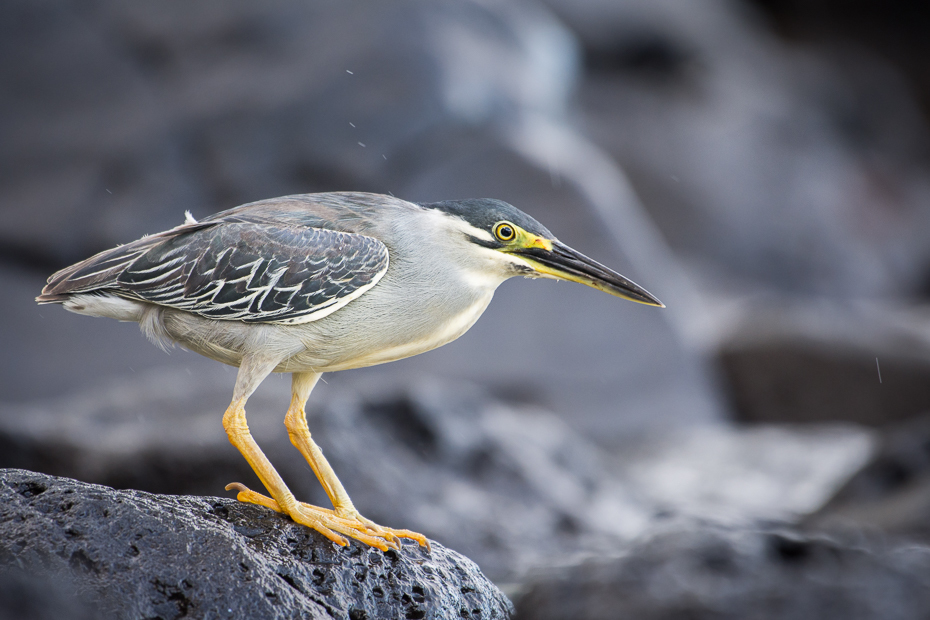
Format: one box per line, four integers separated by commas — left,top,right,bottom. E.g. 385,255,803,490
512,241,664,307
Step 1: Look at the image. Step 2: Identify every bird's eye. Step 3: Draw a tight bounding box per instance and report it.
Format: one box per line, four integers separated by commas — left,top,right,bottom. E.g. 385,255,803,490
494,223,516,241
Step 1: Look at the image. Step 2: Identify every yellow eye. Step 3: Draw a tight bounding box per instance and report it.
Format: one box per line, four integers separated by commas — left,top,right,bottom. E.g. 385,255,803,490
494,222,516,241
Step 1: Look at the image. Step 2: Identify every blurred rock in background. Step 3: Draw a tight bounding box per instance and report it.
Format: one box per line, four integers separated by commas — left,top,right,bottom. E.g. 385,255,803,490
720,302,930,426
4,0,930,609
805,411,930,544
0,0,718,446
544,0,930,300
514,521,930,620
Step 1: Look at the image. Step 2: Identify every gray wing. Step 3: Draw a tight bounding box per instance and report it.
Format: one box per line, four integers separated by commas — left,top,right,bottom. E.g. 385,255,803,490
39,221,389,325
117,223,389,324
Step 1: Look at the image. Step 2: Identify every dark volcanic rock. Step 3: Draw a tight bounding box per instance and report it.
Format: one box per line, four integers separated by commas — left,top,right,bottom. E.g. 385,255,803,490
717,307,930,426
0,469,513,620
721,337,930,427
514,521,930,620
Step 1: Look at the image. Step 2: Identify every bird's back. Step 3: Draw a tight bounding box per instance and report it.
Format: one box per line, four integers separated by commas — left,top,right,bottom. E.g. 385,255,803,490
37,192,410,306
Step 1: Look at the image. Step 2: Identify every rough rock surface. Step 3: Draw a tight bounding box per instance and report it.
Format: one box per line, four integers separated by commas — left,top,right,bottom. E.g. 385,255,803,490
514,521,930,620
0,469,513,620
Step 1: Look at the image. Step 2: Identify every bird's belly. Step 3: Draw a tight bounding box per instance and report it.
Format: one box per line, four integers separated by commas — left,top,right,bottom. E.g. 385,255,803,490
280,291,495,373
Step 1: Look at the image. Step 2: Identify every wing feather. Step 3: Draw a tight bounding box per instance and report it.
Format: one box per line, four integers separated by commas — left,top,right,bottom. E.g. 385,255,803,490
39,220,389,325
115,223,389,324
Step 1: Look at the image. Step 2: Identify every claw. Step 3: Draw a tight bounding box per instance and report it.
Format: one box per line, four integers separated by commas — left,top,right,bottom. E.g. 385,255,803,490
226,482,284,512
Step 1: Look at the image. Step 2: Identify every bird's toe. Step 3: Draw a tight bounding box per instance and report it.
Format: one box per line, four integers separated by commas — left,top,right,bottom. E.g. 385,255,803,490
225,482,426,552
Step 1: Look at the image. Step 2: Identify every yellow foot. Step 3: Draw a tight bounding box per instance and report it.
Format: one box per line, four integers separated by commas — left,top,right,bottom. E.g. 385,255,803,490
225,482,431,552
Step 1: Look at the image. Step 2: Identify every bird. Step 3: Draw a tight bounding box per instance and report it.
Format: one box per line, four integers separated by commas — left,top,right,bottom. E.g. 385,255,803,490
37,192,663,552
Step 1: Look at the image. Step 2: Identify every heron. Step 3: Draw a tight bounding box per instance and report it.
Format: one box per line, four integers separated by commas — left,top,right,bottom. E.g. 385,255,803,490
37,192,663,551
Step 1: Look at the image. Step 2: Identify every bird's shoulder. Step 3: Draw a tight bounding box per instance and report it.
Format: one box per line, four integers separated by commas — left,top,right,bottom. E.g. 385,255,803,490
204,192,418,236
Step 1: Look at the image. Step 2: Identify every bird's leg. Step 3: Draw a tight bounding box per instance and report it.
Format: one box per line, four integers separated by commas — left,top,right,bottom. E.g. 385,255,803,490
285,372,358,514
223,359,401,551
284,372,429,549
226,366,428,550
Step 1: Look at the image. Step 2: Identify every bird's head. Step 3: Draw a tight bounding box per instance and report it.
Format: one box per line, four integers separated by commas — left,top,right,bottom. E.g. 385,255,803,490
419,198,664,307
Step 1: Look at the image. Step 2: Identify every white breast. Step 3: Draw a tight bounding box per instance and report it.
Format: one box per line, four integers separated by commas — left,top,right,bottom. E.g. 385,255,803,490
325,290,495,370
